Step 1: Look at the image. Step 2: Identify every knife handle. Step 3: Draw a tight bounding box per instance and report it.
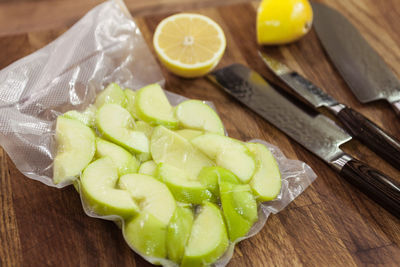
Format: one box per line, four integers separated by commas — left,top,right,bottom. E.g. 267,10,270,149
336,106,400,171
339,156,400,218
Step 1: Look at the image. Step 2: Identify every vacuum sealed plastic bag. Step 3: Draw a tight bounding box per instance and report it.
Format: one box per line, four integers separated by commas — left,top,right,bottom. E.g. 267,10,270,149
0,0,317,266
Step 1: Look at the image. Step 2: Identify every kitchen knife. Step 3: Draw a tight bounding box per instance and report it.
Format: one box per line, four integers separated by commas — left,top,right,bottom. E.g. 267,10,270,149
208,64,400,218
312,2,400,115
259,52,400,171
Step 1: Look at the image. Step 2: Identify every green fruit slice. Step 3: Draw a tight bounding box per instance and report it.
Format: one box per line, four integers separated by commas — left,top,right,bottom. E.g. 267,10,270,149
198,166,240,199
219,181,258,242
138,160,157,176
80,157,139,219
157,163,212,204
118,173,176,225
246,143,282,201
167,206,194,263
175,129,204,140
62,105,96,127
150,126,214,178
124,212,167,259
175,100,224,135
96,104,149,153
124,89,138,119
134,121,154,139
53,116,95,184
191,134,256,183
95,83,127,108
95,138,139,176
181,202,229,267
134,84,178,128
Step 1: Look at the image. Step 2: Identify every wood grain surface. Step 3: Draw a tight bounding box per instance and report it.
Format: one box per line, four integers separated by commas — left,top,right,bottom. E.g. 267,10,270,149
1,0,400,266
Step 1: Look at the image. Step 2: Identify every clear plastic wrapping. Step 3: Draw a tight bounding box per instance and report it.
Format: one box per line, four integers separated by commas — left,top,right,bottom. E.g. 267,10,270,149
0,1,317,266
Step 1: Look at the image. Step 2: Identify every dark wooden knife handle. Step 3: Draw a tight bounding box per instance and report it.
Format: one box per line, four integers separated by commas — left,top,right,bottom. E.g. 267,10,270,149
337,107,400,170
340,158,400,218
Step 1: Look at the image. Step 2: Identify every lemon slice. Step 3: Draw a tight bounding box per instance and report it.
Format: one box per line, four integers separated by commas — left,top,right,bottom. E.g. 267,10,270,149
153,13,226,78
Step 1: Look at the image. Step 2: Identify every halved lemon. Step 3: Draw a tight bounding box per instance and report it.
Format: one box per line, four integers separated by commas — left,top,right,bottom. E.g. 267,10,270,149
153,13,226,78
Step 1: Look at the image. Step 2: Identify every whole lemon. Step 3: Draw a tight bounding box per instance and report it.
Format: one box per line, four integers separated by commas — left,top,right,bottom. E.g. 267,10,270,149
257,0,313,45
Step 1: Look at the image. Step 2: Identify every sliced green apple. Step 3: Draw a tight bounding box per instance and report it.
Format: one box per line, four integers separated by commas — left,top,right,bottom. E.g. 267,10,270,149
118,173,176,225
134,121,154,139
134,84,178,128
167,206,194,263
53,116,95,184
175,129,204,141
181,202,229,267
124,212,167,259
191,134,256,183
150,126,214,178
157,163,212,204
197,166,240,200
175,100,224,135
246,143,282,201
119,173,176,259
96,104,149,154
62,105,96,127
95,83,127,108
95,138,138,176
124,89,138,119
219,180,258,242
80,157,139,219
138,160,157,176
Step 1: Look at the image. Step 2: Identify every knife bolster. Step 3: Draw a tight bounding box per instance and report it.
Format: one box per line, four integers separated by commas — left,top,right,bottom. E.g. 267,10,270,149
327,103,346,115
330,153,352,171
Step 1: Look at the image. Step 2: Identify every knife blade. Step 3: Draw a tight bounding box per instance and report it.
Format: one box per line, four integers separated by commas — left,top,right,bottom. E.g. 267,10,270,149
208,64,400,218
259,52,400,171
312,2,400,115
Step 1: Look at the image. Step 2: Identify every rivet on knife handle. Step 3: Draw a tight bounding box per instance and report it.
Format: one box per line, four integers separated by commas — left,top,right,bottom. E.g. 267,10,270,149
336,107,400,169
392,100,400,115
334,153,400,218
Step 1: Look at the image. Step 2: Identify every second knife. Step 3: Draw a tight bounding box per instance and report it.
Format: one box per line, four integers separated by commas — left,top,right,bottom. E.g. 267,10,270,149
260,52,400,171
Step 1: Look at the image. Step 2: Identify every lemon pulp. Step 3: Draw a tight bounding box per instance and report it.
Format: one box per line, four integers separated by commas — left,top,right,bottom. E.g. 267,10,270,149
153,13,226,78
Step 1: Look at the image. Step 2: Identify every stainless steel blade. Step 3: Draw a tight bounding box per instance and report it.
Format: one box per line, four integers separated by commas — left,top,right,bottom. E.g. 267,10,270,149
312,2,400,106
208,64,352,164
259,52,339,109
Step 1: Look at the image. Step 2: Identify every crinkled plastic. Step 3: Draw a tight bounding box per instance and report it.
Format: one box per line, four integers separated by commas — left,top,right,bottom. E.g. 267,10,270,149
0,0,317,266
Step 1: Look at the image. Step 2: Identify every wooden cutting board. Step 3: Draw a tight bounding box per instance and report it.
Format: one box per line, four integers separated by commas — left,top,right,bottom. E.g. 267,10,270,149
1,1,400,266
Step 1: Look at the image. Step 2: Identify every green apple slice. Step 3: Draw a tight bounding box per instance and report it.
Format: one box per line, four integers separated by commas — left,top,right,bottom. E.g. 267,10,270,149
157,163,212,204
124,212,167,259
219,181,258,242
53,116,95,184
118,173,176,225
175,129,204,141
246,143,282,201
119,173,176,259
134,84,178,128
167,206,194,263
134,121,154,139
150,126,214,178
191,134,256,183
175,100,224,135
80,157,139,219
124,89,138,119
95,83,127,108
96,104,149,154
95,138,139,176
62,105,96,127
181,202,229,267
198,166,240,200
138,160,157,176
